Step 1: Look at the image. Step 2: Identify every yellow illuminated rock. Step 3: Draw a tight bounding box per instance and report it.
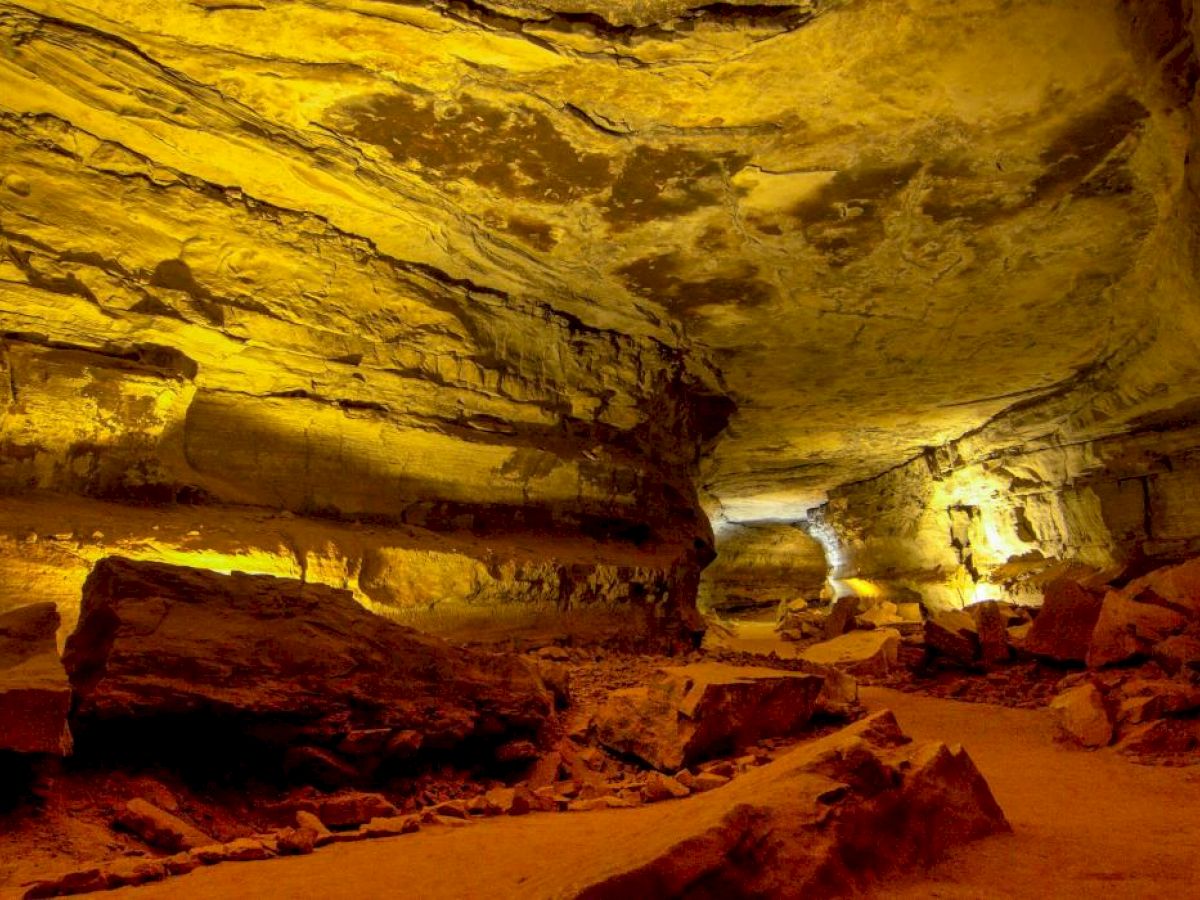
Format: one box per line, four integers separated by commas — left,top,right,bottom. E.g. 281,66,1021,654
1,0,1198,630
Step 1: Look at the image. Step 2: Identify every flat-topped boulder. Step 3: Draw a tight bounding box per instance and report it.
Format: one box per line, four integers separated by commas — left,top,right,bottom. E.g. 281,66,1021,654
800,628,901,677
592,662,825,772
63,558,553,767
0,602,72,755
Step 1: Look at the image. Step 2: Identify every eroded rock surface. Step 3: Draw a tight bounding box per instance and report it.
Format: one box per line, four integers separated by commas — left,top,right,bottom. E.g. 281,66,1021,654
63,557,553,768
0,602,72,755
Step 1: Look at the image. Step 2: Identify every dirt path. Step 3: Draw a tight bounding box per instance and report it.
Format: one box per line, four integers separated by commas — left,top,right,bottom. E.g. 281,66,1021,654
862,688,1200,899
104,689,1200,900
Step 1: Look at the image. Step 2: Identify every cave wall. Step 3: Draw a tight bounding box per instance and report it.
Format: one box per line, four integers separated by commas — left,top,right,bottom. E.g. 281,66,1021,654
0,0,747,648
810,0,1200,612
698,522,828,617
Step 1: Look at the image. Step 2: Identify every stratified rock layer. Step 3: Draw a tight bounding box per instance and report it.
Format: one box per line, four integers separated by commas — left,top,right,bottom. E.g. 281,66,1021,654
699,522,828,617
0,602,72,755
63,557,553,765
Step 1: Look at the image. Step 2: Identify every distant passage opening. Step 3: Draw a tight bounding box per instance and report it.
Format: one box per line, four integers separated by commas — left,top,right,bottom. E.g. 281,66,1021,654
698,521,831,623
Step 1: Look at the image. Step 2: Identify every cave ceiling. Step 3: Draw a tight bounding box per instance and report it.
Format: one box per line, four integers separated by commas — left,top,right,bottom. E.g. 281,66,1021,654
0,0,1166,523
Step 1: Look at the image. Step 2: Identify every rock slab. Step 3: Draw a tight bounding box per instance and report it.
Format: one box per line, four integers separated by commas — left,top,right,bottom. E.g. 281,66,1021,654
800,628,901,677
592,662,824,772
0,602,72,755
63,557,553,763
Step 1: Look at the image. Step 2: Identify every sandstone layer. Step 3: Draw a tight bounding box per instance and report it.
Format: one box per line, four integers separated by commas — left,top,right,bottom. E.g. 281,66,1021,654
4,0,1199,639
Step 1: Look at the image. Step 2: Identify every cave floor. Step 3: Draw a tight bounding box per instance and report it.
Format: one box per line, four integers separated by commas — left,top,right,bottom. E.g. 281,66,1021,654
94,688,1200,900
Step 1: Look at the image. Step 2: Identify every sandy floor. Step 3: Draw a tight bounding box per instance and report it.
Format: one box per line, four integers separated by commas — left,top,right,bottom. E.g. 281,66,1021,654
100,688,1200,899
866,688,1200,899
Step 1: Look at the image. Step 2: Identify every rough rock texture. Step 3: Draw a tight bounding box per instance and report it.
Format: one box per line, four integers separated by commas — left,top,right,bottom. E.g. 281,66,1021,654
800,0,1200,610
579,711,1010,898
63,557,553,765
699,522,827,616
1022,579,1105,663
591,662,824,771
0,602,72,755
1,0,1197,642
1050,683,1114,749
1088,558,1200,667
114,799,212,853
800,629,901,678
0,494,700,650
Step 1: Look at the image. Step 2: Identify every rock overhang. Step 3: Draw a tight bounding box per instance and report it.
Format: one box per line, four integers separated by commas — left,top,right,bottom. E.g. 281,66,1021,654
1,0,1195,626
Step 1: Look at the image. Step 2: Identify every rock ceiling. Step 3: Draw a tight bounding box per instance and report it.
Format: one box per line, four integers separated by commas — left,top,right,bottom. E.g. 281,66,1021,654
0,0,1175,526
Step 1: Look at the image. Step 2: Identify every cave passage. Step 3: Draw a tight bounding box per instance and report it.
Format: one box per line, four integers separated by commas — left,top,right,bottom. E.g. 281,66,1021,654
2,1,1200,897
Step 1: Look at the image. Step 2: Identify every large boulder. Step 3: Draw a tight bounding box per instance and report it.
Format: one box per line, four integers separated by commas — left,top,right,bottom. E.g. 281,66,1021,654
63,558,553,766
0,602,72,755
1021,579,1104,664
1087,558,1200,668
925,611,980,665
1049,683,1113,749
592,663,824,772
1087,590,1189,668
800,628,901,677
579,711,1010,898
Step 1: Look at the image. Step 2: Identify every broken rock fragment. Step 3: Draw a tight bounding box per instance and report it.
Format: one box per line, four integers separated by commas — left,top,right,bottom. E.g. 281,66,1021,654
800,628,901,677
592,662,824,771
1021,579,1104,663
1049,683,1113,749
115,798,213,852
576,711,1010,898
0,602,72,755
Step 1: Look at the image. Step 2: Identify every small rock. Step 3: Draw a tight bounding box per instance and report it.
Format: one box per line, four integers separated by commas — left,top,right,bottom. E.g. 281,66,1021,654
220,837,275,862
315,792,397,828
103,857,166,887
115,798,212,852
432,799,470,819
295,809,332,846
276,826,318,855
641,771,690,803
526,750,563,788
0,603,73,755
824,596,860,639
362,815,420,837
1089,588,1190,667
691,772,731,792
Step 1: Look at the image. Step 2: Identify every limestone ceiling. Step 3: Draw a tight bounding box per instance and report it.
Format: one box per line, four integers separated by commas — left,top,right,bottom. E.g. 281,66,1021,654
0,0,1166,523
